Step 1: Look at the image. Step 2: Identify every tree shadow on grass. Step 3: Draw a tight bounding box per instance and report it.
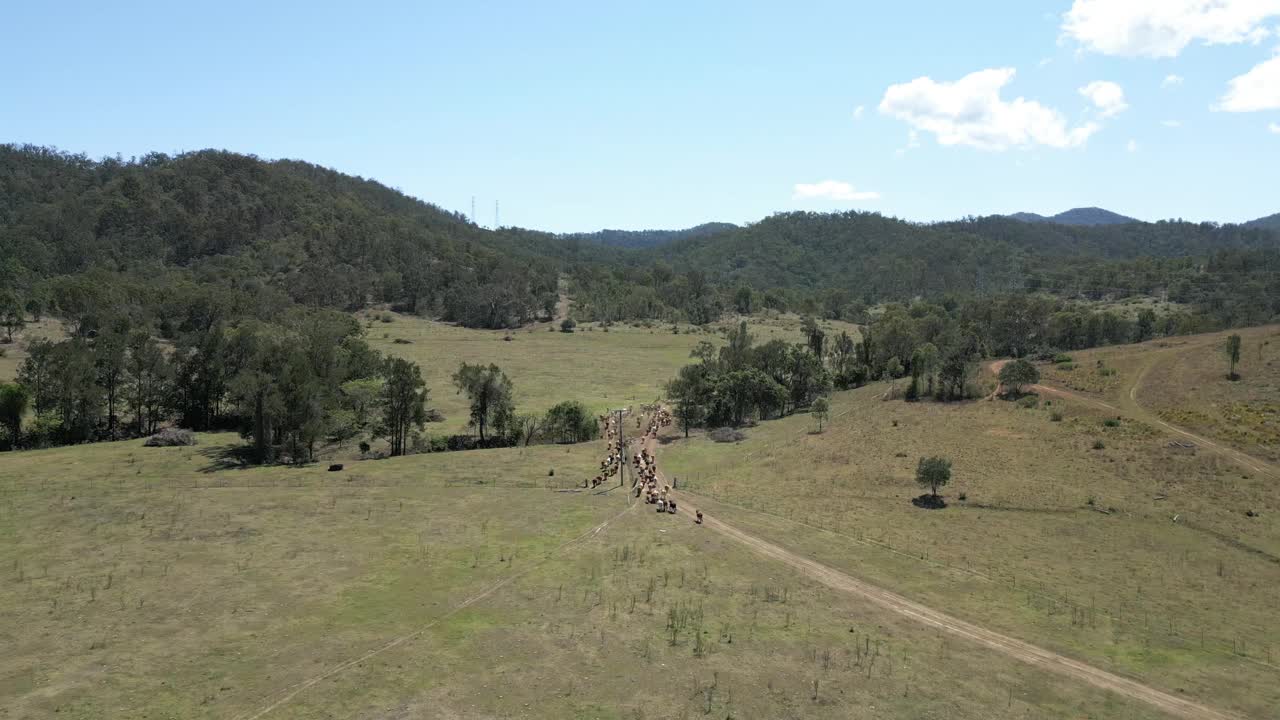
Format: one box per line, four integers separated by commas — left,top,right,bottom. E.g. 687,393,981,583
197,443,259,473
911,493,947,510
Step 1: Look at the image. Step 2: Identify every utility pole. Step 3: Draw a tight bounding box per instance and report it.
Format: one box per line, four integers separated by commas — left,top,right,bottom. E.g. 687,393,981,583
616,408,626,489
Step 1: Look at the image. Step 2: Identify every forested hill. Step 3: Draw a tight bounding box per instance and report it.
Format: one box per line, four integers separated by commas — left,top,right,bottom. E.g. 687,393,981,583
4,144,1278,333
1009,207,1138,226
650,210,1279,295
1245,212,1280,230
562,222,738,249
0,144,607,329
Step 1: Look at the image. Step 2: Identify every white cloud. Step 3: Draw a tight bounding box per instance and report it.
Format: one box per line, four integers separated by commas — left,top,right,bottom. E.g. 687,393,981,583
1127,139,1139,152
1079,80,1130,117
878,67,1100,151
793,180,880,202
1061,0,1280,58
1269,121,1280,133
853,105,865,120
1161,119,1183,127
1216,51,1280,110
1162,73,1185,87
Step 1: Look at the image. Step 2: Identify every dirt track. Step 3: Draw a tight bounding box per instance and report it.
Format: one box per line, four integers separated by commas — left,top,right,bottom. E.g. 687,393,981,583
990,348,1278,480
647,419,1243,719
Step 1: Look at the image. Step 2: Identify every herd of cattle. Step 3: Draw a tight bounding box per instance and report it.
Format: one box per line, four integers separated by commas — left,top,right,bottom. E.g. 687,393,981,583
589,405,702,525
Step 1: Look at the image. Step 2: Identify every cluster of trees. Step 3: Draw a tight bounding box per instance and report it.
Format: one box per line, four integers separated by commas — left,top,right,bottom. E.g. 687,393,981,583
3,308,432,461
667,291,1194,436
444,364,600,450
666,321,833,433
1,306,605,457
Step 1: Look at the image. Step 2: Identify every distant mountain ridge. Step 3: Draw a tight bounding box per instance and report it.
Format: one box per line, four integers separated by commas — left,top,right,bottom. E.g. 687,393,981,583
1244,212,1280,230
562,222,738,249
1009,207,1139,226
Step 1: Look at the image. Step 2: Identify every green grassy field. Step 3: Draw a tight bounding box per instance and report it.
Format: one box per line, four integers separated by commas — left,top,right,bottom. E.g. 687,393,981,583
365,310,859,437
662,358,1280,718
6,320,1277,719
1,433,1164,720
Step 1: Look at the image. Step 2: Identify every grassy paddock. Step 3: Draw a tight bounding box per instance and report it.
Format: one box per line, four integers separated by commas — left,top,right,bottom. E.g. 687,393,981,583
365,311,858,436
661,370,1280,718
0,435,615,719
1,433,1160,719
0,317,66,384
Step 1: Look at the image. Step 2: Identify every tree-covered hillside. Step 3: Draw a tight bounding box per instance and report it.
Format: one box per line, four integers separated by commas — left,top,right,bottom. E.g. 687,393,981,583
0,144,571,329
1009,207,1139,226
562,222,738,249
3,144,1278,333
1245,212,1280,230
636,210,1280,327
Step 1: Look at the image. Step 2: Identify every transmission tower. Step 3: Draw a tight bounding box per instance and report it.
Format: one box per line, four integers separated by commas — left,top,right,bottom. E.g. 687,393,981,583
494,200,500,229
470,196,476,225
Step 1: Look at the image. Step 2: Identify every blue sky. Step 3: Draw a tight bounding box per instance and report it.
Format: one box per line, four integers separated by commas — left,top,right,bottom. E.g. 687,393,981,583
3,1,1279,231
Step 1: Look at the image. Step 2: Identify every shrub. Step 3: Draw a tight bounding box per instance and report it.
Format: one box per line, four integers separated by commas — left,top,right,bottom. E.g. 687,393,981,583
1053,353,1073,364
1092,439,1106,450
358,441,371,454
1098,367,1117,377
1103,418,1120,428
392,338,412,344
380,312,393,323
1050,411,1064,422
144,428,197,447
1057,363,1076,371
1017,395,1039,409
560,318,576,333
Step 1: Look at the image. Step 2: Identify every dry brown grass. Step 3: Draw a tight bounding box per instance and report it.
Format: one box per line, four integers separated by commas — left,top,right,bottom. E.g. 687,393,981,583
662,339,1280,718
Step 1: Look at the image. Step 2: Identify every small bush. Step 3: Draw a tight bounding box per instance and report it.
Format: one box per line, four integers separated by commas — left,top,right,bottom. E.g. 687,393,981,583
1103,418,1120,428
1057,363,1076,371
1050,411,1064,422
1099,367,1117,377
1017,396,1039,409
144,428,197,447
560,318,577,333
380,312,394,323
709,427,747,443
392,338,413,344
358,441,371,454
1092,439,1106,450
1053,353,1073,364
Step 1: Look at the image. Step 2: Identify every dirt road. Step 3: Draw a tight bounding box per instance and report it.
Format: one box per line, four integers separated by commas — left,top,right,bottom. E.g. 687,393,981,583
645,413,1241,719
990,349,1278,480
